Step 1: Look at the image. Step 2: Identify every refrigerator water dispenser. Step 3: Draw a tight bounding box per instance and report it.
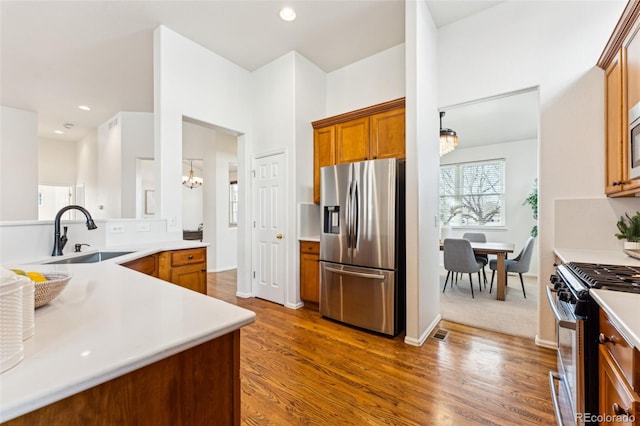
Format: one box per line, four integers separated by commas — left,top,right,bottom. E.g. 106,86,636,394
323,206,340,234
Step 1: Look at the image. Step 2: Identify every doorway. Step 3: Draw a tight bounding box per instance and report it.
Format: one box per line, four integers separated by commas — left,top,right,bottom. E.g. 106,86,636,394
438,87,540,338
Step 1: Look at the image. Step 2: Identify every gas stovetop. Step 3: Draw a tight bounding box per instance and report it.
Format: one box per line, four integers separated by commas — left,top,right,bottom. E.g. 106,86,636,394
566,262,640,293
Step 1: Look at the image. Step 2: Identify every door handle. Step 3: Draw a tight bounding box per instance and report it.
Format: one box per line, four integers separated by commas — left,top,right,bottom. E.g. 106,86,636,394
276,233,283,239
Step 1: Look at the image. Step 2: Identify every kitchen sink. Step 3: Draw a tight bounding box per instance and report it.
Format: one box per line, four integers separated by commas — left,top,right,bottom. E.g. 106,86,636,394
47,251,134,264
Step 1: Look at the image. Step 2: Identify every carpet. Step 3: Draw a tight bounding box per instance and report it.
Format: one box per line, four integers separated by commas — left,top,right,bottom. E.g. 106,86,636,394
438,267,538,339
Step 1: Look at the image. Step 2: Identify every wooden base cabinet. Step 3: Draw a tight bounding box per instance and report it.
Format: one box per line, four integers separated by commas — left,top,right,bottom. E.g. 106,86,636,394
122,253,158,277
159,247,207,294
598,309,640,425
300,241,320,306
3,331,241,426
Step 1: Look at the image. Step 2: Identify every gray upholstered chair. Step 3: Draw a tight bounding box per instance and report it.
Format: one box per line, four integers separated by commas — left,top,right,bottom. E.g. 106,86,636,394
462,232,488,286
489,237,535,298
442,238,484,298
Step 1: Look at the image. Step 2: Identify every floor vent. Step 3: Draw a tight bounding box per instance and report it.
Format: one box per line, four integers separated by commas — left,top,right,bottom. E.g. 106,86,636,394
432,329,449,341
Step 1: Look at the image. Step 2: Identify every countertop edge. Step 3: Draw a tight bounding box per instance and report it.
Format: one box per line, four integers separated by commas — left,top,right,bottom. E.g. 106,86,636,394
590,289,640,349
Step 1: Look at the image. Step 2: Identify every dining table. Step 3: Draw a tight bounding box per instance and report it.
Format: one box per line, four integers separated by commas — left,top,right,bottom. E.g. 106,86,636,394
439,240,515,301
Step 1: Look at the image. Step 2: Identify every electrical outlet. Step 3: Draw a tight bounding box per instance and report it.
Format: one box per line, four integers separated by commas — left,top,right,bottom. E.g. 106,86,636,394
108,224,125,233
136,223,151,232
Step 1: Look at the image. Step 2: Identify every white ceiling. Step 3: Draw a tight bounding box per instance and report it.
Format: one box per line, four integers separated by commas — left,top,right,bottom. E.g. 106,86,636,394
1,0,506,143
441,88,539,149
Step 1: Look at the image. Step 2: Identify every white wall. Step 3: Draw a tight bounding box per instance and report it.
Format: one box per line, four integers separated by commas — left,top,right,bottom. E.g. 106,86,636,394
38,138,77,186
0,106,38,220
250,52,298,306
327,44,405,116
437,0,628,346
441,139,539,275
120,112,154,218
405,0,440,346
212,133,238,271
295,53,327,204
154,25,252,294
97,114,122,219
76,130,99,214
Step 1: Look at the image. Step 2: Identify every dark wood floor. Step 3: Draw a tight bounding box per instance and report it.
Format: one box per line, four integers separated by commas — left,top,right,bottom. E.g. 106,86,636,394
207,270,557,425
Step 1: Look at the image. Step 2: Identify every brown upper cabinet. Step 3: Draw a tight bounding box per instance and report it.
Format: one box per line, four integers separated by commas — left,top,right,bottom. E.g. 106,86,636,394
312,98,405,204
599,1,640,196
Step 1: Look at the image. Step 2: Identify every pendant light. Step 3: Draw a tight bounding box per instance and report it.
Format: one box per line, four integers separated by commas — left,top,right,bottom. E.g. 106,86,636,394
439,111,458,157
182,161,203,189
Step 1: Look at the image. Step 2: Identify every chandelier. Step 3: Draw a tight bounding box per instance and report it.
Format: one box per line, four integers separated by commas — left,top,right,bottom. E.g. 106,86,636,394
439,111,458,157
182,161,203,189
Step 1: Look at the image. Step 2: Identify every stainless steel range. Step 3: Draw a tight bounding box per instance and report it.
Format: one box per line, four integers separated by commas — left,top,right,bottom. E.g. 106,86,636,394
547,262,640,426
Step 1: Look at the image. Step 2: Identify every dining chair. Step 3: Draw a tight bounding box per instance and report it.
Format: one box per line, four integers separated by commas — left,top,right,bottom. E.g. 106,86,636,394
489,236,535,298
442,238,484,298
462,232,488,286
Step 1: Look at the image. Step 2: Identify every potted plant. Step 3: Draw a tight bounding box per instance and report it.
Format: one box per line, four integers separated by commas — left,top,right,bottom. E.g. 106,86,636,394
615,211,640,250
522,179,538,237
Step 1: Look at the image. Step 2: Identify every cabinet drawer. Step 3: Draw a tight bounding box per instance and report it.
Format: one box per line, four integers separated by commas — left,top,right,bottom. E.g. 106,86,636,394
600,309,639,391
300,241,319,254
171,248,206,266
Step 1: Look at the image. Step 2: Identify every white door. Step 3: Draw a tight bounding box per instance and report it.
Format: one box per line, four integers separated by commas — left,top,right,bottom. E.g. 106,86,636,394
252,152,286,304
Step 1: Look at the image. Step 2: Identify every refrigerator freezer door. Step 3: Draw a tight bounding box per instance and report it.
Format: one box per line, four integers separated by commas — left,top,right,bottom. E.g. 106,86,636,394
350,159,397,270
319,261,398,336
320,162,353,264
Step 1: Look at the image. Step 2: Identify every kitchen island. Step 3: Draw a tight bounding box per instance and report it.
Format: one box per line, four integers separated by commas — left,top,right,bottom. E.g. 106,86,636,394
0,247,255,424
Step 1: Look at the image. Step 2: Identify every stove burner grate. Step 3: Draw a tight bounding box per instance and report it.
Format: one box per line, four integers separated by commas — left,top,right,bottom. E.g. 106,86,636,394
566,262,640,293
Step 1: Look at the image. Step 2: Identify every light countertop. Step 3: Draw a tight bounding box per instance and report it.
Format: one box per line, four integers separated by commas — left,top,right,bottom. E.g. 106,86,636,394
554,248,640,349
0,243,256,422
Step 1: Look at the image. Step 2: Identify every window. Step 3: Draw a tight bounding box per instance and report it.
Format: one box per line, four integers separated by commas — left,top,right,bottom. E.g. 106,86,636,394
229,180,238,226
439,159,505,227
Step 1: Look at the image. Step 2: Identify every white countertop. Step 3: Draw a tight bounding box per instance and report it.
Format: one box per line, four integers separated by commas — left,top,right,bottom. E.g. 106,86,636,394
553,248,640,266
0,244,256,422
554,248,640,349
299,236,320,242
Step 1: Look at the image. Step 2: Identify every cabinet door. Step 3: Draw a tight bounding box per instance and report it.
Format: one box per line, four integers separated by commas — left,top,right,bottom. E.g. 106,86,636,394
122,254,158,277
605,51,625,195
300,241,320,305
370,108,405,160
171,263,207,294
599,347,638,425
626,21,640,113
336,117,369,164
622,21,640,193
314,126,336,204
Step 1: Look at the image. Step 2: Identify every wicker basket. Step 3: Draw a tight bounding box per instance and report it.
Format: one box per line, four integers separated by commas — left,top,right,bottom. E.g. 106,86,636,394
34,273,72,309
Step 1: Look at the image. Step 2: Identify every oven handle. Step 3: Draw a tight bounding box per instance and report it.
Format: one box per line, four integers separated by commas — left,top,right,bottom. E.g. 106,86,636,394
545,286,576,330
548,372,565,426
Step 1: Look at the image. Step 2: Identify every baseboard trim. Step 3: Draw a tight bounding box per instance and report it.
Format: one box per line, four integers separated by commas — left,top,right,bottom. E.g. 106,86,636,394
235,291,252,299
535,336,557,349
208,266,237,273
404,313,442,347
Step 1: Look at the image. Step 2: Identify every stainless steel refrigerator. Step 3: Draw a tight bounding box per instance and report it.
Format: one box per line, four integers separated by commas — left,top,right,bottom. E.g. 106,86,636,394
319,158,405,336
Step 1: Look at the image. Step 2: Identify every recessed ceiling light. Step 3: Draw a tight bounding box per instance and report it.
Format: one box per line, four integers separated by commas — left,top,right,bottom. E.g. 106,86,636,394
54,130,64,135
63,123,74,129
279,7,296,21
78,105,91,111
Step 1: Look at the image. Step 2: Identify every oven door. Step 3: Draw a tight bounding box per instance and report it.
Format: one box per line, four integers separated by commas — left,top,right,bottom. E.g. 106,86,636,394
546,286,584,426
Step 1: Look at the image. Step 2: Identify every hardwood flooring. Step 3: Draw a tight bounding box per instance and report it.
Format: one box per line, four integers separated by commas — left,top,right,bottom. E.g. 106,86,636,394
208,270,557,425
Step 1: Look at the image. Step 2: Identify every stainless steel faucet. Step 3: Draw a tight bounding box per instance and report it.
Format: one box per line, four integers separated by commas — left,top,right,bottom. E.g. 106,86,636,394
52,205,98,256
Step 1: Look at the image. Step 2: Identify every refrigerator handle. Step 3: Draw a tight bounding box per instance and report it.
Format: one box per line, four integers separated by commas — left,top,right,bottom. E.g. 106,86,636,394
345,181,352,248
352,180,359,249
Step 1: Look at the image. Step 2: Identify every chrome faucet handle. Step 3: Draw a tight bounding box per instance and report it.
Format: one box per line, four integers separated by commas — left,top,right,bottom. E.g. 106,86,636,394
74,243,91,253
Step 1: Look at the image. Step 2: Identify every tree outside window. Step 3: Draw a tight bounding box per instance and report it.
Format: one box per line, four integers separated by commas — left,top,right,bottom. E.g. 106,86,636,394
439,159,505,227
